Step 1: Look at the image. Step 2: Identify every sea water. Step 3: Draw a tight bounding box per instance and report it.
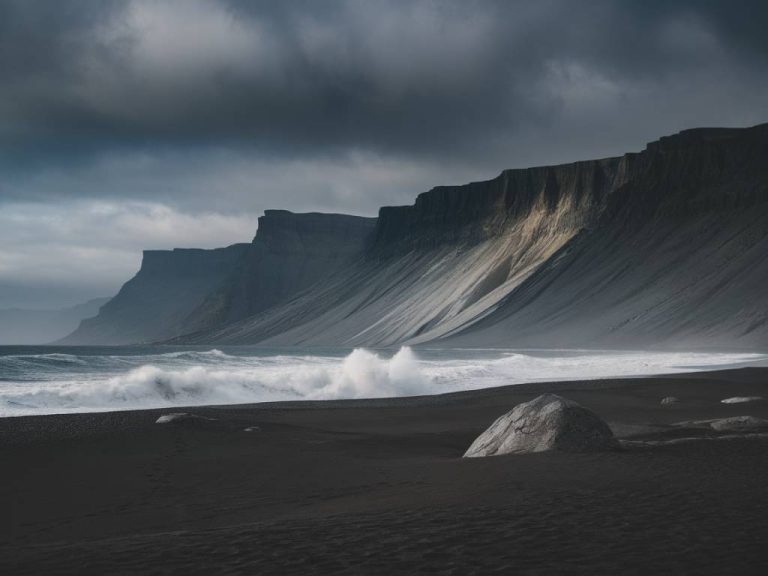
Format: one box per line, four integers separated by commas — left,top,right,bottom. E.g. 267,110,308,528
0,345,766,417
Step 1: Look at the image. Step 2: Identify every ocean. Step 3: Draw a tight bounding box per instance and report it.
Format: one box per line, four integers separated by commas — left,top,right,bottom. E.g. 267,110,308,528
1,345,766,417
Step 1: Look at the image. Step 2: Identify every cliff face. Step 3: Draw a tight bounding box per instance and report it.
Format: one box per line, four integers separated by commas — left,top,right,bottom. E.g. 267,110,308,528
178,211,376,335
371,158,622,253
178,123,768,349
60,245,249,345
446,123,768,349
179,157,630,345
72,123,768,349
61,212,376,345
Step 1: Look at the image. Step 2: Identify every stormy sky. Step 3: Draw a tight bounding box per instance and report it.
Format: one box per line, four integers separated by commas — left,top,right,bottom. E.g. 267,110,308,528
1,0,767,308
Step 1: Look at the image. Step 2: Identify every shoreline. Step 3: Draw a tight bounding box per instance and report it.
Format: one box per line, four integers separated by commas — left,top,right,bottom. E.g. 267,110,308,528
3,367,768,574
3,359,768,421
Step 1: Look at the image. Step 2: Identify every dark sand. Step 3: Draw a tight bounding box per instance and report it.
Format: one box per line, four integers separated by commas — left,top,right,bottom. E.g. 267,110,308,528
3,368,768,575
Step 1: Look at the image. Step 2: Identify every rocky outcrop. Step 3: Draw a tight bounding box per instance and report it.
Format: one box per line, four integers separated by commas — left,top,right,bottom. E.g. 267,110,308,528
463,394,618,457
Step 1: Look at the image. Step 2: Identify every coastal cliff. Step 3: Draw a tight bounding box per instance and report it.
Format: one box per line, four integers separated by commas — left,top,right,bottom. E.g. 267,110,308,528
449,123,768,348
178,211,376,334
65,123,768,349
179,123,768,349
175,157,634,345
371,157,623,253
61,212,375,345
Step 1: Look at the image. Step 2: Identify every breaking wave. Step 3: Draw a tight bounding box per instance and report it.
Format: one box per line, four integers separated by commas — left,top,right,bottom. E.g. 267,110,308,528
0,346,765,416
0,347,429,416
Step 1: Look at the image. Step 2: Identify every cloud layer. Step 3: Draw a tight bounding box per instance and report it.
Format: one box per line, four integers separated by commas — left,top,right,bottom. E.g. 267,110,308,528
1,0,767,306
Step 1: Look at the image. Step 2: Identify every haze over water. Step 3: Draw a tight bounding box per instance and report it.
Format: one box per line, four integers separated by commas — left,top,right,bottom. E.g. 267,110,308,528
1,346,765,417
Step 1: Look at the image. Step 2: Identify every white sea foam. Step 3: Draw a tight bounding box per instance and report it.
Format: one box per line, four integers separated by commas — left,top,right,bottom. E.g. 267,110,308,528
0,347,765,417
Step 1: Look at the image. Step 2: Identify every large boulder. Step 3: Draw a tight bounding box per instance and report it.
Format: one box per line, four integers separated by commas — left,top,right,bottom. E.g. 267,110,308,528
464,394,618,458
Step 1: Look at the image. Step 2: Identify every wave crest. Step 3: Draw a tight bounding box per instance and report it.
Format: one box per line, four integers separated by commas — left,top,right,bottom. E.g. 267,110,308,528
1,347,766,417
0,346,429,415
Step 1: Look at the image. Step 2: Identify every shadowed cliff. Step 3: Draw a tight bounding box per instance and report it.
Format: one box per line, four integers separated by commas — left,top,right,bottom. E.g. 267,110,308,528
60,245,249,345
61,212,375,345
178,211,376,335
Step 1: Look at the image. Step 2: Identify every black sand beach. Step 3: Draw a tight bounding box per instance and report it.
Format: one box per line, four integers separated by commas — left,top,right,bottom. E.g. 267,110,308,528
3,368,768,575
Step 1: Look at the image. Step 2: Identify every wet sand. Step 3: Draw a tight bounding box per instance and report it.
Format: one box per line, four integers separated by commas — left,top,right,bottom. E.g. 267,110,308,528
2,367,768,575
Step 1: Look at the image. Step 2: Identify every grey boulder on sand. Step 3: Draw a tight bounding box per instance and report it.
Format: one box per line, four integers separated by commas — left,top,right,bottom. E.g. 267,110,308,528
463,394,618,458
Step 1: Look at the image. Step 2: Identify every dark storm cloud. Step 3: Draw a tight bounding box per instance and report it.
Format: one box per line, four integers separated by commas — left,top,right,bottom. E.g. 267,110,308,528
0,0,515,165
1,0,766,178
1,0,767,307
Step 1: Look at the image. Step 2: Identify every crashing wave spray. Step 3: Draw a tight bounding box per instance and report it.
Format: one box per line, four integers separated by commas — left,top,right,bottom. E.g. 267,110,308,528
1,347,766,417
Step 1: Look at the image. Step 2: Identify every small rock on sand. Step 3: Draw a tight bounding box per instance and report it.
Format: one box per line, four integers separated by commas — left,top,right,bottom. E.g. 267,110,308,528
155,413,212,424
721,396,763,404
674,415,768,433
709,416,768,432
660,396,680,405
463,394,617,457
